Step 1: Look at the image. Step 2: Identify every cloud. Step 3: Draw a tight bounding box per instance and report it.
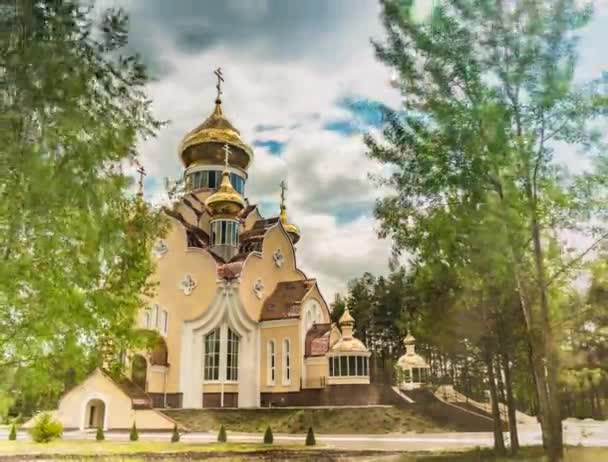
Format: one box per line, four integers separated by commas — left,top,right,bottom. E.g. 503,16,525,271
112,0,606,301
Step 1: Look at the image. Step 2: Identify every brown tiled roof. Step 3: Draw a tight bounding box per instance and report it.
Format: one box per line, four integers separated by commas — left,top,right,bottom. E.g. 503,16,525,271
100,369,152,410
239,204,258,220
259,279,316,321
305,323,332,357
162,206,210,249
240,217,280,241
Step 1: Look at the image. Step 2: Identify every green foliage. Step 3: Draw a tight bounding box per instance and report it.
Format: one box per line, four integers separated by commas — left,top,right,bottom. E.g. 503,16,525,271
305,427,315,446
29,413,63,443
171,424,180,443
129,422,138,442
263,425,273,444
0,0,166,414
9,422,17,441
217,424,227,443
96,426,104,441
368,0,608,457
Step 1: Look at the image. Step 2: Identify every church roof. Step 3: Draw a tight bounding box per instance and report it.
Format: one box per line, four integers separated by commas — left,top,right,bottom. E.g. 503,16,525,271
240,217,280,241
100,369,152,409
305,323,332,357
259,279,316,321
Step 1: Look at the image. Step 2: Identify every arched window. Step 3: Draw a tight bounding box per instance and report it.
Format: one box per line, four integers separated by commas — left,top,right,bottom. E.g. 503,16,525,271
226,328,239,381
282,339,291,385
267,340,276,385
204,328,220,381
131,355,147,390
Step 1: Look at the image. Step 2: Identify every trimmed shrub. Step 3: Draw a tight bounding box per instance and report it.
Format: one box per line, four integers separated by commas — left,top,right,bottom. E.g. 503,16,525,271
96,426,104,441
217,424,227,443
8,423,17,441
171,424,180,443
30,413,63,443
305,426,316,446
129,422,139,441
263,425,273,444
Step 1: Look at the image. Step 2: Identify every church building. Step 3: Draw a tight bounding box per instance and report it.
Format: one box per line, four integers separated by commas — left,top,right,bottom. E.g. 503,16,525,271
44,72,372,430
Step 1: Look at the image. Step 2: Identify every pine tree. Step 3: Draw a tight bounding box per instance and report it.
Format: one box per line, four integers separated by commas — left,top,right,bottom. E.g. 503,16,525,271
263,426,273,444
8,423,16,441
217,424,227,443
129,422,138,441
305,427,315,446
96,427,104,441
171,424,180,443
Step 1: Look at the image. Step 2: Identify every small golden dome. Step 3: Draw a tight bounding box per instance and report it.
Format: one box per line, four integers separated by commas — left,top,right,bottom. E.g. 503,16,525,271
338,308,355,326
404,332,416,345
179,99,253,170
279,180,300,244
204,146,246,218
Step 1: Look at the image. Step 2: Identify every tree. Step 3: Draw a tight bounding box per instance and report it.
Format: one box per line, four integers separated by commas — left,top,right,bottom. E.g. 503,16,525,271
217,424,227,443
8,423,16,441
0,0,166,411
305,427,316,446
171,424,180,443
263,425,273,444
129,422,138,442
367,1,608,460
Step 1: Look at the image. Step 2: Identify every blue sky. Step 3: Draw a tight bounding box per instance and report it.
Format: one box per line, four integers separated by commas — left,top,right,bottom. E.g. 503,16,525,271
98,0,608,299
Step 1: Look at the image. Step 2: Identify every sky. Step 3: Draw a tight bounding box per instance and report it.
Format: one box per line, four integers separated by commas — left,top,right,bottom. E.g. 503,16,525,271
96,0,608,301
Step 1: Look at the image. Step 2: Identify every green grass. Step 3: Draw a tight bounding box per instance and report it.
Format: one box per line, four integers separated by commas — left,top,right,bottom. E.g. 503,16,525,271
397,447,608,461
164,407,448,434
0,440,296,456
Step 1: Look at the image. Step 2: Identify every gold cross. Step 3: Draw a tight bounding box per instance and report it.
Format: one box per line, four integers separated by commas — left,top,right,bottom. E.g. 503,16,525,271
214,67,224,101
136,163,146,196
223,143,231,170
280,180,287,206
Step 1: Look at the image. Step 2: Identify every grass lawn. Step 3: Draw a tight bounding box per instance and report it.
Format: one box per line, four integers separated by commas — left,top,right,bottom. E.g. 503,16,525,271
400,447,608,461
164,406,448,434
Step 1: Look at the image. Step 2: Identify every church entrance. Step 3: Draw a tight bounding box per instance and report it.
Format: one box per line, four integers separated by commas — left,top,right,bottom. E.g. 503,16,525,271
84,399,105,429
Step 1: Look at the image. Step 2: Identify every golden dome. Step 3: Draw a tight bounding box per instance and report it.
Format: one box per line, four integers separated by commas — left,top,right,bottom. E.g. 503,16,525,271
330,336,368,353
179,99,253,170
278,180,300,244
204,168,246,218
338,308,355,326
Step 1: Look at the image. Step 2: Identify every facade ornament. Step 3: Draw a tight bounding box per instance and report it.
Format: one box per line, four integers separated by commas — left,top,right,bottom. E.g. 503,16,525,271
272,248,284,268
179,273,197,296
253,278,265,300
152,239,169,258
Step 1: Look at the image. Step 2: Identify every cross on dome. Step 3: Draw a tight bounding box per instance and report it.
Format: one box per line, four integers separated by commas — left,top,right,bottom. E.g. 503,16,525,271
214,67,224,103
280,180,287,207
223,143,231,170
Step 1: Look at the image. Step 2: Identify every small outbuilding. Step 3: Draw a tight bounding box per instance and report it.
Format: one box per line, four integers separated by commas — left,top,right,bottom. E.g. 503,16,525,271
24,369,177,431
395,333,431,390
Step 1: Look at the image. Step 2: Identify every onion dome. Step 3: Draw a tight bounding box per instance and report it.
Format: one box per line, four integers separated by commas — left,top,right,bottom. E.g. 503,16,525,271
178,71,253,170
331,308,368,353
279,180,300,244
404,332,416,346
204,146,246,218
397,332,429,369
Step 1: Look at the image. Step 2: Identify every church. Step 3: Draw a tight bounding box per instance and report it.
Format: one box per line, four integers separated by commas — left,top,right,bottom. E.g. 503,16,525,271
44,72,372,431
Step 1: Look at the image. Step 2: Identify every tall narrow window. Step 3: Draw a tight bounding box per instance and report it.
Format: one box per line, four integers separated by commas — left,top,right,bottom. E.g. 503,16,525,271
204,328,220,381
282,339,291,384
267,340,276,385
226,328,239,381
144,311,151,329
161,310,168,335
153,305,159,329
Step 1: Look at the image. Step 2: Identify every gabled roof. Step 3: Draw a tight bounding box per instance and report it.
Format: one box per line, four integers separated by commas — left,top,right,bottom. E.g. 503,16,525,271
305,323,332,357
259,279,316,321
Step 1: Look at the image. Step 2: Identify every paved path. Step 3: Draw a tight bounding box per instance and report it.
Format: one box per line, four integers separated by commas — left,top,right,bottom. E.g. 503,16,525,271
2,420,607,452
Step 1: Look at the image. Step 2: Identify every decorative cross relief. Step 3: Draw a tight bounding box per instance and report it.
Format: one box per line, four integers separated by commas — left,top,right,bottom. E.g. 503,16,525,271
253,278,265,300
272,248,284,268
179,273,197,296
152,240,168,258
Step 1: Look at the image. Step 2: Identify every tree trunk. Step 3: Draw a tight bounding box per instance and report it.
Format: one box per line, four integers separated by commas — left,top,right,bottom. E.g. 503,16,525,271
485,353,506,455
502,351,520,454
